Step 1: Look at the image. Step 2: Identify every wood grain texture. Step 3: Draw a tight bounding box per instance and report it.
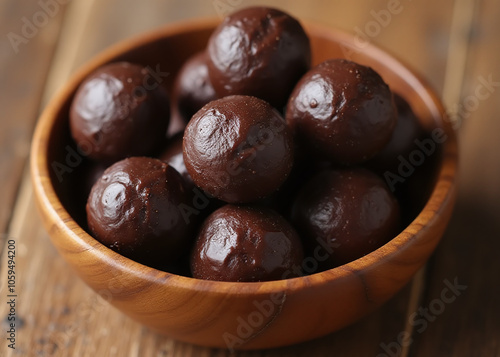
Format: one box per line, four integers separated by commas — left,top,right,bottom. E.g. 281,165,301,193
0,0,473,355
0,0,67,247
412,0,500,356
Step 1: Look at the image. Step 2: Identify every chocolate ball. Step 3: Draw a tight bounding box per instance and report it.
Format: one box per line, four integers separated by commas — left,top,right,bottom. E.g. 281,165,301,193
291,168,400,268
86,157,193,269
286,59,397,164
183,95,294,203
207,7,311,109
191,205,304,282
70,62,170,163
367,94,425,173
172,52,217,123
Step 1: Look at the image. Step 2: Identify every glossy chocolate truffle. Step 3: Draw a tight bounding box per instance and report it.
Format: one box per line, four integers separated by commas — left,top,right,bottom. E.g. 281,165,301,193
70,62,170,163
191,205,304,282
286,59,397,164
183,95,294,203
172,52,217,123
291,168,400,268
367,94,424,173
207,7,311,109
86,157,193,269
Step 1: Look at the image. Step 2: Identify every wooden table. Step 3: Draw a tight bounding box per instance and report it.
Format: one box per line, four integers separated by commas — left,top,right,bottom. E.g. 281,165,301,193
1,0,499,356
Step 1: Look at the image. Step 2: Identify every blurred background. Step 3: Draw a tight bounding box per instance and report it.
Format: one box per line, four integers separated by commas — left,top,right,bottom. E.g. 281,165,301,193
0,0,499,356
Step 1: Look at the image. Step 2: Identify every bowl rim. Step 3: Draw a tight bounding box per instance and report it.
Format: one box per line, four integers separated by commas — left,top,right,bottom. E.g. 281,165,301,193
30,17,458,296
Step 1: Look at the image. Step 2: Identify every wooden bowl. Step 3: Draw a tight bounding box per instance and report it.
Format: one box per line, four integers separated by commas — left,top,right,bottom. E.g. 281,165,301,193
30,18,457,350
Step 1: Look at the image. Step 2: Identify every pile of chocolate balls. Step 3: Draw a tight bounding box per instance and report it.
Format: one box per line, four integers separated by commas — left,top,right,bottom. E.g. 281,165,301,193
68,7,429,282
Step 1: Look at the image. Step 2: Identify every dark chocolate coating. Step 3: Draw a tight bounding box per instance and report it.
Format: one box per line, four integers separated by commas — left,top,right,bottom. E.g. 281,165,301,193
183,95,294,203
207,7,311,109
291,168,400,268
70,62,170,163
172,52,217,123
191,205,304,282
286,59,397,164
86,157,193,269
367,94,425,173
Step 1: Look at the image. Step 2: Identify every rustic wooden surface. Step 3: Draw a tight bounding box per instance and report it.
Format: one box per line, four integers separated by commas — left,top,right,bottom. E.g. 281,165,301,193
0,0,498,356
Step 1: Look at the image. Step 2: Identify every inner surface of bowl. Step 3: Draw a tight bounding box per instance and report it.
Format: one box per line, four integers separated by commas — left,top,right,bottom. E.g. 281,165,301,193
31,19,457,350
